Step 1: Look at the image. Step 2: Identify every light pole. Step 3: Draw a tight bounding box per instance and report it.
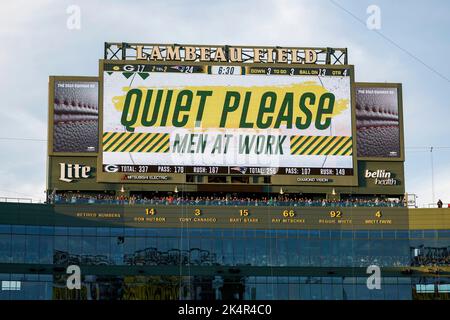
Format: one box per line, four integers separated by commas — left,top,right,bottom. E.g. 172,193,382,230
430,146,435,204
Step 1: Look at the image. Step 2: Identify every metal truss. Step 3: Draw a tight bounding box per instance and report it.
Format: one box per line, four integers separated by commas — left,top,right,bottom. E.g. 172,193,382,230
104,42,348,65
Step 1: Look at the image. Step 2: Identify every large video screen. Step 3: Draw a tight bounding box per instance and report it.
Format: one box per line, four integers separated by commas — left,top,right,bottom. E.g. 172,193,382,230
355,84,402,158
101,62,354,176
52,78,98,153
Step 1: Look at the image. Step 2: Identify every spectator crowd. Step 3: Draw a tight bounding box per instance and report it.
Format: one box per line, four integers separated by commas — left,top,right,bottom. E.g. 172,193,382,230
50,192,404,207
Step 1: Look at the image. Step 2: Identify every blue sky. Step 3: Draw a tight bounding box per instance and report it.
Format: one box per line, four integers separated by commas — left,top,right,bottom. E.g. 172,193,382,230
0,0,449,206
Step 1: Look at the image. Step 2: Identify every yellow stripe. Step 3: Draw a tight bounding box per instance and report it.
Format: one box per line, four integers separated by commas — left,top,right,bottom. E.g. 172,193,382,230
111,133,136,152
143,134,165,152
338,140,353,156
303,136,326,155
102,132,114,144
311,136,334,155
291,136,311,154
149,135,169,153
290,135,303,150
122,133,148,152
136,133,159,152
320,136,341,155
103,132,121,151
297,136,320,155
328,137,350,155
104,132,130,151
343,144,353,156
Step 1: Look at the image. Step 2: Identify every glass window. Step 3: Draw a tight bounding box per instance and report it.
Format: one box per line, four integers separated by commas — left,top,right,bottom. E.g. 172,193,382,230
222,239,233,265
409,230,423,239
233,239,245,265
11,225,26,234
321,282,333,300
222,229,234,238
320,240,332,266
26,226,39,235
214,237,223,265
255,283,268,299
437,230,450,239
297,239,310,266
384,285,398,300
39,235,53,264
54,235,68,253
0,234,11,263
309,240,321,266
135,237,146,252
40,226,54,235
332,283,343,300
309,230,319,239
356,284,370,300
297,230,308,239
110,236,124,265
319,230,330,239
341,231,353,239
343,285,356,300
134,229,146,237
25,235,39,263
82,227,96,236
354,240,370,267
438,284,450,293
244,238,255,266
110,227,124,236
276,238,288,266
124,228,135,237
330,230,341,239
369,231,382,239
299,283,311,300
39,274,53,282
354,231,368,239
68,227,82,236
382,230,395,239
276,283,289,299
287,239,299,266
396,231,409,239
96,236,111,264
188,229,203,238
157,229,174,237
423,230,437,239
254,237,267,266
54,227,67,235
234,229,245,238
145,228,158,238
254,229,266,238
11,234,25,263
82,236,97,257
310,283,321,300
0,225,11,234
123,237,136,264
97,228,110,237
68,236,83,256
288,282,300,300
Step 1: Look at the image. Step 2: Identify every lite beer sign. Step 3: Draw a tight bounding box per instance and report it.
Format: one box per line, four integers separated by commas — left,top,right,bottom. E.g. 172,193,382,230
59,163,92,182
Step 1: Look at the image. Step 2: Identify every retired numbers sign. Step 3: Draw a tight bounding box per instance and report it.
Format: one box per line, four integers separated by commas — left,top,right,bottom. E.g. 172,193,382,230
100,62,355,177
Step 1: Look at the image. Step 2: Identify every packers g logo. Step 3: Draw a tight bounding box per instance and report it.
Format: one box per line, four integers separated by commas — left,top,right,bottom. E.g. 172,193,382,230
104,164,119,173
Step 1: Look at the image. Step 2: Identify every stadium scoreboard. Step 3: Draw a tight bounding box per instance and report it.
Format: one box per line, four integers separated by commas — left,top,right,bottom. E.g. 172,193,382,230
47,43,404,193
99,60,357,185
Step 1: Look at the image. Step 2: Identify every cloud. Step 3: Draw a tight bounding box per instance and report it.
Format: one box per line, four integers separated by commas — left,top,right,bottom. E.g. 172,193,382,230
0,0,449,204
